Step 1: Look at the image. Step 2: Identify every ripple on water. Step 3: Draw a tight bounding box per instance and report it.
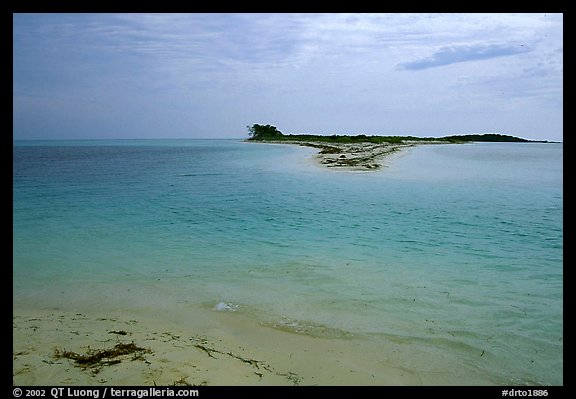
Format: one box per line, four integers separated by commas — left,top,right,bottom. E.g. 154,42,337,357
265,318,355,339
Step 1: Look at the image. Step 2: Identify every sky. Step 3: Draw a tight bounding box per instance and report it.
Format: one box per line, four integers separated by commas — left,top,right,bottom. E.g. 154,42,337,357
12,13,563,141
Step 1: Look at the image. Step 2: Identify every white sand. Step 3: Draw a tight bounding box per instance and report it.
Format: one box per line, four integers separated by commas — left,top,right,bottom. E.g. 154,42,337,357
13,301,496,386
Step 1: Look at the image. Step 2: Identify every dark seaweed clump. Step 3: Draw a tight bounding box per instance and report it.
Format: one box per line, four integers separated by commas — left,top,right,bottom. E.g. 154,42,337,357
54,342,152,371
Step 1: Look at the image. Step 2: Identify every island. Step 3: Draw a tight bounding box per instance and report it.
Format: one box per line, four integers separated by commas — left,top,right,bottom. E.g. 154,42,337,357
246,124,548,170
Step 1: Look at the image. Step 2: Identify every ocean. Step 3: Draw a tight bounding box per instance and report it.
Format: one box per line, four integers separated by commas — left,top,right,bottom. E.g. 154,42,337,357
13,139,563,385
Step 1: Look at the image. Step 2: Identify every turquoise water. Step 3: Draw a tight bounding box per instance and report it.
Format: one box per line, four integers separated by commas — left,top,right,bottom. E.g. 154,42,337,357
13,139,563,385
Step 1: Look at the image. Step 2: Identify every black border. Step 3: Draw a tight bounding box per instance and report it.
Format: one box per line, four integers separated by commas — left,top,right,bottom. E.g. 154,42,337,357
8,2,568,396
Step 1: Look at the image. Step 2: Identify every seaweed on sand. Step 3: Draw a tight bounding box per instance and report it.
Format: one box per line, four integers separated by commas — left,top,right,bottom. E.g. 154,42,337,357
54,342,152,372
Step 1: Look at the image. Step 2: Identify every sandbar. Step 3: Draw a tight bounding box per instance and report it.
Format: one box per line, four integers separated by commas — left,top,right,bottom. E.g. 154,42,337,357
251,140,444,170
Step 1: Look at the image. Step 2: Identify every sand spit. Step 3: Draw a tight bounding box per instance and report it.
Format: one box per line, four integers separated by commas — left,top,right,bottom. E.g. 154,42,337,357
253,140,445,170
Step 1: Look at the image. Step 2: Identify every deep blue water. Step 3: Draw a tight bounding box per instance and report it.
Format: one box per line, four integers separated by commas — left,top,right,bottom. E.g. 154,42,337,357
13,139,563,385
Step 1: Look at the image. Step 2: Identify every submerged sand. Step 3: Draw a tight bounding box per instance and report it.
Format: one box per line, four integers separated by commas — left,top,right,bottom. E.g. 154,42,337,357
13,302,497,386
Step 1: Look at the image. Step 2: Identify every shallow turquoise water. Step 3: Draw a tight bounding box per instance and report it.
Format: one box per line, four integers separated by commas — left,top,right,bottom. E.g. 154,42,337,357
13,140,563,385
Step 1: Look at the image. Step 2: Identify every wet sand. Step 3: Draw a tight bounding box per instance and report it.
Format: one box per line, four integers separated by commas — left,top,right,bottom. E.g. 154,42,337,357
13,306,410,386
13,302,495,386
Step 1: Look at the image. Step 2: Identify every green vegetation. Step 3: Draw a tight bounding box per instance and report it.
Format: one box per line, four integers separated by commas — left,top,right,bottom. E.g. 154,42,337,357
441,134,533,143
246,124,543,144
247,124,284,140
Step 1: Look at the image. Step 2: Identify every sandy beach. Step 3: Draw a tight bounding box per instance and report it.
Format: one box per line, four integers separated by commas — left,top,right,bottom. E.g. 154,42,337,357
13,301,498,386
12,305,410,386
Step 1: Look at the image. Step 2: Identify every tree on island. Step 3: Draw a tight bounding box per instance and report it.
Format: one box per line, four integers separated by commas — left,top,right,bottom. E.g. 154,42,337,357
247,124,284,140
247,123,542,144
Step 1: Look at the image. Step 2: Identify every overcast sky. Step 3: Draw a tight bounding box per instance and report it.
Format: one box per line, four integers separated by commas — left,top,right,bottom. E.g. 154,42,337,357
13,13,563,141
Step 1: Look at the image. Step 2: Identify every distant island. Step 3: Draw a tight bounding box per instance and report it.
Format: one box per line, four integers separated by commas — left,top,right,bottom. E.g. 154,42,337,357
246,124,546,144
246,124,550,170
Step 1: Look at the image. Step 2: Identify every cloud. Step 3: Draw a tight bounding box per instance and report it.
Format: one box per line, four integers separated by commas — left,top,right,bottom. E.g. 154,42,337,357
398,43,531,70
13,13,563,141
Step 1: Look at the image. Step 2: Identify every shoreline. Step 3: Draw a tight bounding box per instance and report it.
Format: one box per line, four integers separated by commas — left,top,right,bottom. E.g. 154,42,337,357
13,302,498,386
249,140,446,170
12,304,413,386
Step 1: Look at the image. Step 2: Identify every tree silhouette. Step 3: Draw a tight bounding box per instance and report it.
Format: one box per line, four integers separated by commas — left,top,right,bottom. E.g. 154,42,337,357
247,124,284,140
